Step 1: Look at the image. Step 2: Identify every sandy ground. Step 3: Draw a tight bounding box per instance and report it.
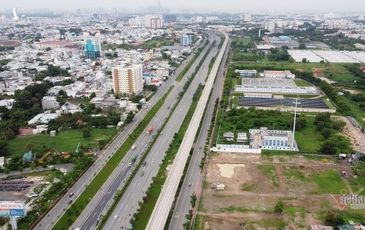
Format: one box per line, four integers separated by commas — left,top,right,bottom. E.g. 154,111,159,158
0,176,46,201
312,68,336,84
216,164,245,178
337,116,365,153
197,152,361,230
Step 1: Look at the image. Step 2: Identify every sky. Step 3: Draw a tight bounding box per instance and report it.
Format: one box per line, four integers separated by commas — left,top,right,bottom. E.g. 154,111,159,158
1,0,365,12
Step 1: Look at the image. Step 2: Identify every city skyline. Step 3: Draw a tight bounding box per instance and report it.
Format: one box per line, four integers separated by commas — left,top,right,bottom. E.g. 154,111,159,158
1,0,365,12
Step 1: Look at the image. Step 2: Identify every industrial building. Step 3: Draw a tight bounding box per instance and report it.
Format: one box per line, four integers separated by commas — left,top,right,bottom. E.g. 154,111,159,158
235,69,257,78
264,70,295,79
249,127,298,151
112,65,144,95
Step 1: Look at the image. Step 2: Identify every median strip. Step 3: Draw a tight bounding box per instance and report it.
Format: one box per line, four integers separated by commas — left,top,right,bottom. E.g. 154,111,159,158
176,39,209,82
130,85,204,229
52,86,173,230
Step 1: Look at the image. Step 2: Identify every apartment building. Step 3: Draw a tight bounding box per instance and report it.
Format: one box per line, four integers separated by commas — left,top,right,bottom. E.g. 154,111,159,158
112,65,143,95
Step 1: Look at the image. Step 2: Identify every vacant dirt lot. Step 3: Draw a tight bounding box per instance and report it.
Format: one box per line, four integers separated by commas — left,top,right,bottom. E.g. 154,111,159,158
337,116,365,153
196,153,365,230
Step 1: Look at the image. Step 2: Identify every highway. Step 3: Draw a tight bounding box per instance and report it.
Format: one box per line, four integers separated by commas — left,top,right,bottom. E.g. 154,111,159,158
146,31,229,230
168,38,231,230
34,37,206,230
68,35,218,230
102,34,221,230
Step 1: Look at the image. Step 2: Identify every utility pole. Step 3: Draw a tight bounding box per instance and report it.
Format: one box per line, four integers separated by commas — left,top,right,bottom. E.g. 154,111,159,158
291,98,300,150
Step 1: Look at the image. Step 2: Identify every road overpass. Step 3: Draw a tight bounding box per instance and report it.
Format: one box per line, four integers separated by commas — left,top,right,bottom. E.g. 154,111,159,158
168,38,231,230
146,31,229,230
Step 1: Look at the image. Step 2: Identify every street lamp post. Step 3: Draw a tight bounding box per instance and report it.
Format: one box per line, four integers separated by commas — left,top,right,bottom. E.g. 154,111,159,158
291,98,301,150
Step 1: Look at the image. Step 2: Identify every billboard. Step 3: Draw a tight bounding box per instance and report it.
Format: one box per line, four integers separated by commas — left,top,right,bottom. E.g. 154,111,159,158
0,201,26,217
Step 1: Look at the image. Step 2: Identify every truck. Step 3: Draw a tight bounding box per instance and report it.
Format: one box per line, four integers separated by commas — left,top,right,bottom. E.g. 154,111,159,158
147,126,154,135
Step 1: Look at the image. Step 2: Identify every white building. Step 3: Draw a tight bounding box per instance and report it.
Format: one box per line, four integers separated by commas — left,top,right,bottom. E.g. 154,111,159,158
243,14,252,22
0,99,15,109
264,70,295,79
0,156,4,168
41,96,60,110
237,132,248,143
28,112,59,125
249,127,298,151
129,14,163,29
112,65,144,95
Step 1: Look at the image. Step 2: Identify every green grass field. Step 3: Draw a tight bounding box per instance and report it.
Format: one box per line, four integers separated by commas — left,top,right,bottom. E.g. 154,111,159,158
257,164,279,188
232,36,255,48
295,117,323,153
140,39,174,49
294,79,313,87
311,170,346,194
8,129,117,157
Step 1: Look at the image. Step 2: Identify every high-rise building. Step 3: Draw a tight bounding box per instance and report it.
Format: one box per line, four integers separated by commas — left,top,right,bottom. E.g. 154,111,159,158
244,14,252,22
129,14,164,28
145,14,164,29
84,37,101,59
112,65,144,95
181,34,193,46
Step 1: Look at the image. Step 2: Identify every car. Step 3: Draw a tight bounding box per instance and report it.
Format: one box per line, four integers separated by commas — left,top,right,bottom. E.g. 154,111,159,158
128,162,132,167
68,200,73,205
188,182,192,187
69,192,74,197
131,144,136,150
114,215,118,219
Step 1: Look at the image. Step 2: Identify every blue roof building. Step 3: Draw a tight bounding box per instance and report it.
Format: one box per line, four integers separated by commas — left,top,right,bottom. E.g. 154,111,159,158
84,37,101,59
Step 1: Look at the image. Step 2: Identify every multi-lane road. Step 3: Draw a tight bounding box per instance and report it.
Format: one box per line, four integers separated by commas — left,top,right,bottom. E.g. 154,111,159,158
35,37,206,230
168,38,231,230
66,34,219,230
146,31,228,230
102,33,221,230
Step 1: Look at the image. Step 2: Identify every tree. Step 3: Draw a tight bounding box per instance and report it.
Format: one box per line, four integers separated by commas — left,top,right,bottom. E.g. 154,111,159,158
125,112,135,124
299,43,306,49
89,92,96,100
190,193,197,208
325,211,345,226
82,127,91,138
274,200,284,214
295,116,307,130
0,137,8,157
320,139,338,155
321,128,333,139
320,135,351,155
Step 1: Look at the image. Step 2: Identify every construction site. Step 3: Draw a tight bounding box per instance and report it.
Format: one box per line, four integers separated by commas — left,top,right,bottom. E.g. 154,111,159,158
195,152,365,230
